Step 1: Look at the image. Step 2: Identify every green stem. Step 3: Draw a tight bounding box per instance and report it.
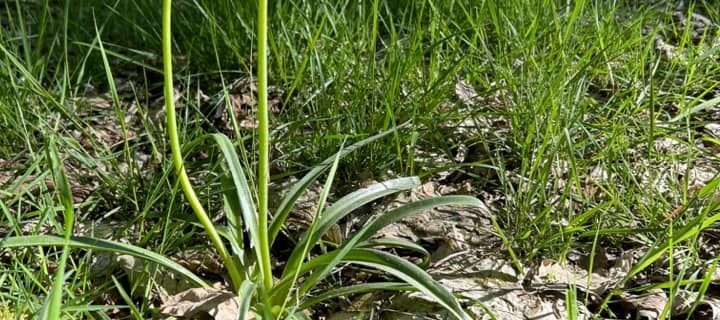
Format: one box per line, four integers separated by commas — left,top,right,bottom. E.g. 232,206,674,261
162,0,242,290
257,0,274,295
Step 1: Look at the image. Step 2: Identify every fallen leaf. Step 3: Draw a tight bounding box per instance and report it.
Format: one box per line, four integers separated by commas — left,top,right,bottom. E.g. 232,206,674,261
160,287,250,320
618,289,667,320
694,297,720,320
206,77,283,134
455,80,480,107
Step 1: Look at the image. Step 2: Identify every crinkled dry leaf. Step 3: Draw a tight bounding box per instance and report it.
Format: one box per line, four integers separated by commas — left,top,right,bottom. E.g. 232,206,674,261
631,158,717,199
669,289,719,318
73,96,113,109
160,288,250,320
72,96,141,150
671,11,713,41
172,249,225,275
433,256,589,319
705,123,720,138
694,297,720,320
531,259,616,298
618,289,667,320
389,256,591,320
206,77,283,133
375,181,497,260
656,38,681,60
269,178,325,240
327,311,370,320
672,289,696,315
653,137,690,154
455,80,480,107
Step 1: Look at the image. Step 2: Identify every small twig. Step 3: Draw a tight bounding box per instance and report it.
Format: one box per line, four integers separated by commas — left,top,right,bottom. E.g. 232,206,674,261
664,204,684,222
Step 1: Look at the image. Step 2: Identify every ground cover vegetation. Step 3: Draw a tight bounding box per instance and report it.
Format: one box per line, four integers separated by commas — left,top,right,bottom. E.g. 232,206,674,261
1,0,720,318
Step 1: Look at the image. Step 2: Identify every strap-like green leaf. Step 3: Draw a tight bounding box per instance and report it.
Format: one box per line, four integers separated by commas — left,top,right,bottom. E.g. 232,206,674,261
342,249,471,320
0,235,208,287
211,134,258,240
269,123,409,245
277,141,344,316
237,280,257,320
358,237,431,268
220,175,245,259
297,196,484,297
299,282,413,310
280,177,420,284
274,248,471,319
210,133,265,280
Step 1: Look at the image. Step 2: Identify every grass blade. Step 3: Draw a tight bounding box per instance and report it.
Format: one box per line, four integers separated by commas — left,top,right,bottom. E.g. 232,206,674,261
47,139,74,233
39,138,75,320
669,95,720,122
566,284,578,320
624,211,720,283
277,141,343,314
111,276,142,319
599,204,720,311
687,259,717,317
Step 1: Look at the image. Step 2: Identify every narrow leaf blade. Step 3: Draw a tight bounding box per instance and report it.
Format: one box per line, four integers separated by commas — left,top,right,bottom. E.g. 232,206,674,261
0,235,208,287
297,196,484,295
299,282,412,310
40,138,75,320
281,177,420,282
343,249,471,320
210,133,266,274
237,280,257,320
269,124,409,244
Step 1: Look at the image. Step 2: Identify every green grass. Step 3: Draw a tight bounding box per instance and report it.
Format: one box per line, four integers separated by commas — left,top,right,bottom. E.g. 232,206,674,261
1,0,720,318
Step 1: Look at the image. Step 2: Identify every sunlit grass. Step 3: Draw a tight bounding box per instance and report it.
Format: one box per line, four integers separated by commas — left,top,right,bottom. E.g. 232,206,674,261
0,0,719,318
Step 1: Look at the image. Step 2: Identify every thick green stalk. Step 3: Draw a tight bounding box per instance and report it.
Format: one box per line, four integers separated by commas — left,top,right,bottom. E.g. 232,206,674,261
257,0,274,294
162,0,242,290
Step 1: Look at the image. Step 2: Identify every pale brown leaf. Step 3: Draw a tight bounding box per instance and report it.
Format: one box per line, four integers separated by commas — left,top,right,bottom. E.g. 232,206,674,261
160,288,250,320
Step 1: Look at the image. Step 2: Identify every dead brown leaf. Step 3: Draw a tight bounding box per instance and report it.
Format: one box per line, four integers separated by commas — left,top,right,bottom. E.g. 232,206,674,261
376,181,497,261
618,289,667,320
455,80,480,107
160,287,250,320
207,77,283,133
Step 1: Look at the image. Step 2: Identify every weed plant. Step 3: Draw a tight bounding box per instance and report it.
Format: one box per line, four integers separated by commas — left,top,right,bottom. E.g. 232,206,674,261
1,0,720,318
1,1,486,319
